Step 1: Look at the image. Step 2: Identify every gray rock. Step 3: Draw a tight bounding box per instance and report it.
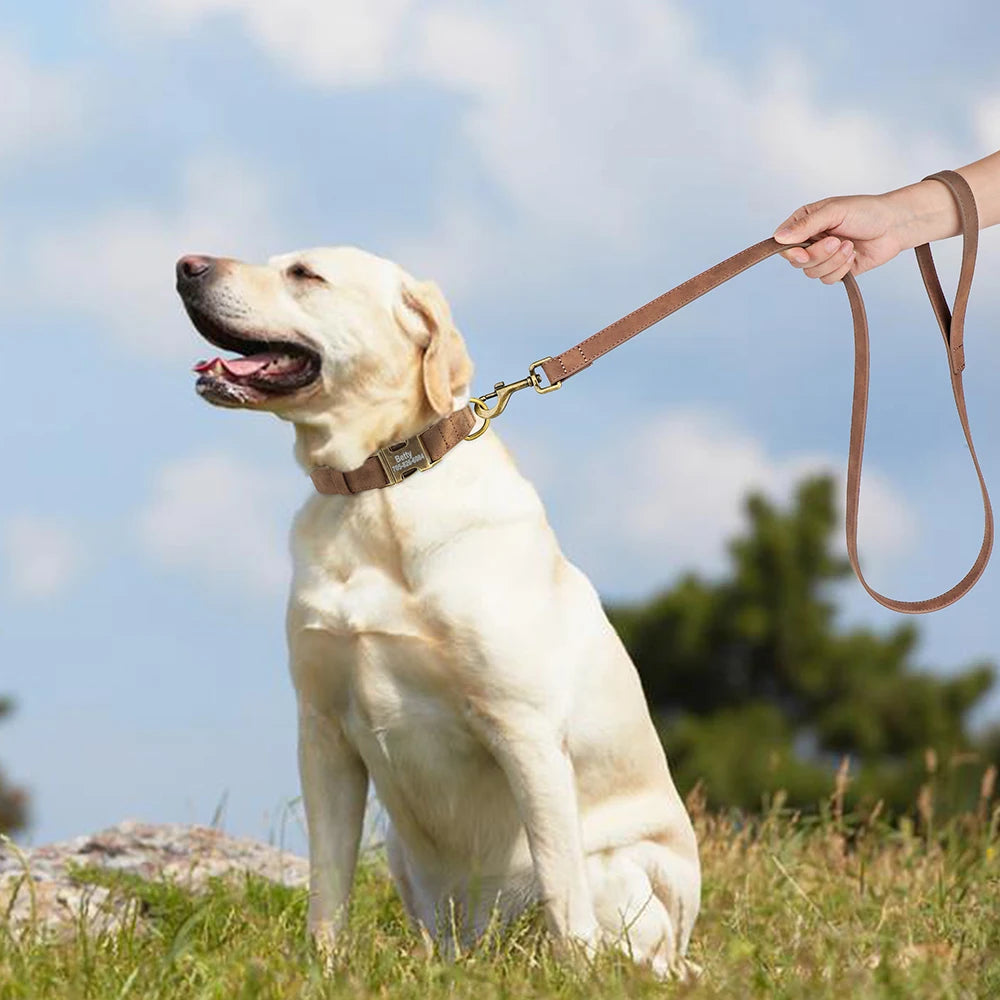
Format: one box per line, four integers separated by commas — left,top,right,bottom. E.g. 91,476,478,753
0,820,308,939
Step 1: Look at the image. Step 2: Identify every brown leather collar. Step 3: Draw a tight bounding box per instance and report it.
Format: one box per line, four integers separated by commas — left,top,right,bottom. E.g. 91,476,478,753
310,407,475,495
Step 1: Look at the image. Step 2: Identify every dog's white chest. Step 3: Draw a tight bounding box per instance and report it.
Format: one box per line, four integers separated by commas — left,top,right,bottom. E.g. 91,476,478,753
292,559,453,727
314,565,427,639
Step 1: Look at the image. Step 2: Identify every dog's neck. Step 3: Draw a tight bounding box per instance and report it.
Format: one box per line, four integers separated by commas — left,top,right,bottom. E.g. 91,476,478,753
290,393,472,476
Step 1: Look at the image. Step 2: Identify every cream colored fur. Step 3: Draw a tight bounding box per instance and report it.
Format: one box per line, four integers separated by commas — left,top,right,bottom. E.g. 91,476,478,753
182,246,700,977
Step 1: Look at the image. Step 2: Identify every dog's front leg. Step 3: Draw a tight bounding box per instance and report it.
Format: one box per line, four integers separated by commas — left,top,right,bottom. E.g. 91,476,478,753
467,702,599,953
297,700,368,956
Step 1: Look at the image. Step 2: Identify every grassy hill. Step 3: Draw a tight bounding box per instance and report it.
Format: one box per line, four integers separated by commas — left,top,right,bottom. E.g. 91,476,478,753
2,784,998,999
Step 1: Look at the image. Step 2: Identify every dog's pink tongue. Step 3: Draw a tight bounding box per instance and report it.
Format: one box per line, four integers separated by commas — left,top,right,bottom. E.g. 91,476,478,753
192,354,282,376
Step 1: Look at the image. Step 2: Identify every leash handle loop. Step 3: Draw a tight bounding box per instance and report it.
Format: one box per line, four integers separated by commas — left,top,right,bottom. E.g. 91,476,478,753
844,170,992,612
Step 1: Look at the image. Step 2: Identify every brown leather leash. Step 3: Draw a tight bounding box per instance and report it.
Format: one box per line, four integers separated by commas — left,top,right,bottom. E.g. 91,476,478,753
460,169,993,614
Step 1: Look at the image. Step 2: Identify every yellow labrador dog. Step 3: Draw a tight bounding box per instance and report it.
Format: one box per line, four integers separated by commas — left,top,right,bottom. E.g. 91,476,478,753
176,247,700,976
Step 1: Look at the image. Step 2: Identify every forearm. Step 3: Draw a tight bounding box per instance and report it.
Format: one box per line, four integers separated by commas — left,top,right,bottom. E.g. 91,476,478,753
886,150,1000,248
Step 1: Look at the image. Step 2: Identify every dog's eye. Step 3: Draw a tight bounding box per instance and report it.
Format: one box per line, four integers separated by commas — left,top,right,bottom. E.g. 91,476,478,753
287,263,324,282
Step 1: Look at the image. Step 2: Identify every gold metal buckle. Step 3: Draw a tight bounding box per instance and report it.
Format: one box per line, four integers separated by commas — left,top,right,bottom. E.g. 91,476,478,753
376,433,438,484
466,357,563,440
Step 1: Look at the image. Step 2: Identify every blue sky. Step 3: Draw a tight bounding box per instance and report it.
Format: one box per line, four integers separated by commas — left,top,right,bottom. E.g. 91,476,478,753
2,0,999,851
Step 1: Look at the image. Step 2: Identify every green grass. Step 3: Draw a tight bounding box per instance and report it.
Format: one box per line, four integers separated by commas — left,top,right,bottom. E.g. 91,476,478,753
3,789,999,999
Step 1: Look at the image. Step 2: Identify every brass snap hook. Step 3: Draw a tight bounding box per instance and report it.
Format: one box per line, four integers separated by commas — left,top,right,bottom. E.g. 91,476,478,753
464,358,562,441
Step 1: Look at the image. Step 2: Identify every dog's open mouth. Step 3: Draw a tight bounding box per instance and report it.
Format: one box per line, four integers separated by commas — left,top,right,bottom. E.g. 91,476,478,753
186,307,321,406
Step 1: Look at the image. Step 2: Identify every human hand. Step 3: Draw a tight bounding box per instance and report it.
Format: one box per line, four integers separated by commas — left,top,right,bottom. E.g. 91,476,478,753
773,193,909,284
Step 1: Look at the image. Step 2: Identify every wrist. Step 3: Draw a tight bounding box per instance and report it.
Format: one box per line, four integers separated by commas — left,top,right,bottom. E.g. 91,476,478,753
884,179,961,250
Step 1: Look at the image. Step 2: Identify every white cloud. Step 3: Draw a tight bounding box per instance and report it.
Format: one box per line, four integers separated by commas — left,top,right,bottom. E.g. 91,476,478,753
629,411,912,563
1,515,88,600
136,452,299,597
115,0,417,86
0,39,87,167
24,153,282,361
511,409,917,595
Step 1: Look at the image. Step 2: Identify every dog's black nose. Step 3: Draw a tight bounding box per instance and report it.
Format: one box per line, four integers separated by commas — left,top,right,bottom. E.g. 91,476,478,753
176,255,215,283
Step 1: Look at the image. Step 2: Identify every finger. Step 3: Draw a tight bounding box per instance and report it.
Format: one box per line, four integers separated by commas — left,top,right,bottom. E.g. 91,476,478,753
780,246,812,266
783,235,841,269
819,251,857,285
803,240,854,280
773,200,845,244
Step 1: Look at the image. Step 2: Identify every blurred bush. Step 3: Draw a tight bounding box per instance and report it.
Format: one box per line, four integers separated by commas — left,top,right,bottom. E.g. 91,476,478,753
609,475,999,817
0,697,28,835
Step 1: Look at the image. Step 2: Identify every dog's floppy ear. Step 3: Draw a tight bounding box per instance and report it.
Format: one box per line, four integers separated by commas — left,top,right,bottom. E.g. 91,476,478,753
396,279,473,416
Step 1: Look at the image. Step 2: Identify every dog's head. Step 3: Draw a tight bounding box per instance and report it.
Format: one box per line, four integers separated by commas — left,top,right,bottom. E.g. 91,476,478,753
176,247,473,469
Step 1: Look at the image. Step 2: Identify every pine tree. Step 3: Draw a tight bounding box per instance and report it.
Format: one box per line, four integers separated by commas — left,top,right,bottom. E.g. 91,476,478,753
609,475,997,815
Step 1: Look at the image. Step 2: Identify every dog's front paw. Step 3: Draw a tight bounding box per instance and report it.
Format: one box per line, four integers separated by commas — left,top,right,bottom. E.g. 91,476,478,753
552,921,603,966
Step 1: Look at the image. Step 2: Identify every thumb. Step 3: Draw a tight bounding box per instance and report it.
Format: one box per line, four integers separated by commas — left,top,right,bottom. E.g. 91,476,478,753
773,201,839,244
